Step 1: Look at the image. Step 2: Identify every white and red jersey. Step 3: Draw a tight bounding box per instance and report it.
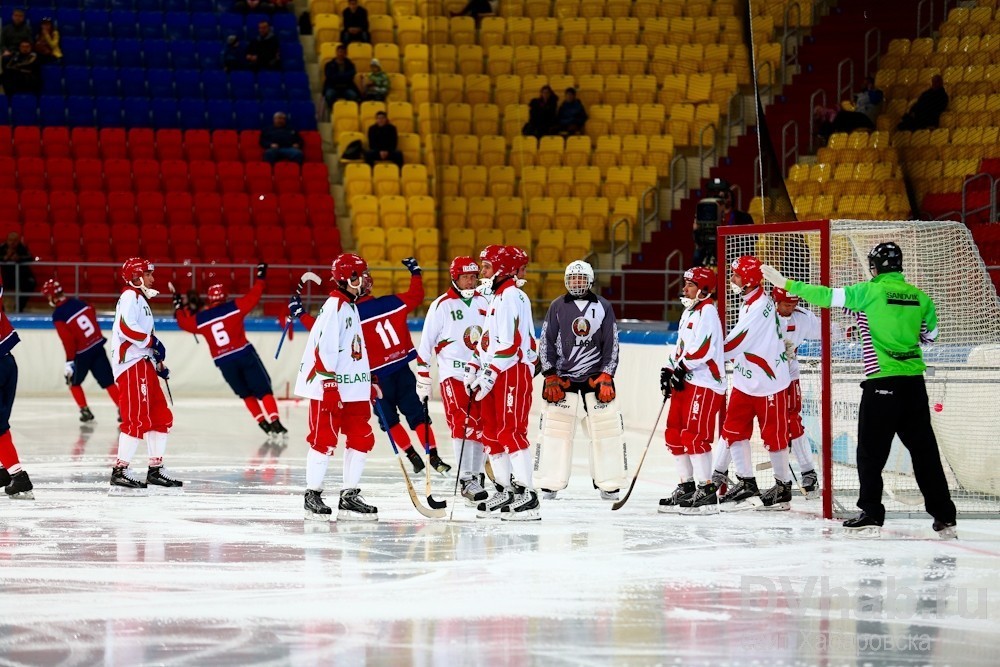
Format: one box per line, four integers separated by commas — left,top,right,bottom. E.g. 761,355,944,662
479,280,534,374
723,286,790,397
294,291,371,402
668,298,726,394
417,286,489,382
781,306,820,381
111,287,156,379
52,297,105,359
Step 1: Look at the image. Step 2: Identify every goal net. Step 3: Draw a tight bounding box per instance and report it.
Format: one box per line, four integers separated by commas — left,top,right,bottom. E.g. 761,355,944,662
718,220,1000,519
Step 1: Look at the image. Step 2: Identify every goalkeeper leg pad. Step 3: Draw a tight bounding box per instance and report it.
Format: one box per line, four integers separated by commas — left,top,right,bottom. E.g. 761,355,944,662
584,393,628,493
533,392,579,493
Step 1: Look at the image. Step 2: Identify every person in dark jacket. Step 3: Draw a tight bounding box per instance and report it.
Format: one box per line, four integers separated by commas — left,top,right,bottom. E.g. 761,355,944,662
1,8,31,56
323,44,359,107
341,0,370,44
1,232,36,312
1,40,41,96
246,20,281,71
365,111,403,168
260,111,304,165
897,75,949,131
522,86,558,139
223,34,247,71
554,87,588,135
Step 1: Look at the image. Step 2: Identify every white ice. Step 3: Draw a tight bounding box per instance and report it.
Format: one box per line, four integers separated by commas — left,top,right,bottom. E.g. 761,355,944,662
1,397,999,666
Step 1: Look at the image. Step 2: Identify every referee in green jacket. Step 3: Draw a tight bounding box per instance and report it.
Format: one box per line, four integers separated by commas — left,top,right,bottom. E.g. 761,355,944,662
762,242,957,538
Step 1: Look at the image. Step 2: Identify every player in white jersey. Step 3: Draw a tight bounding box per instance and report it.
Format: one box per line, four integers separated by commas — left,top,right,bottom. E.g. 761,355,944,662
415,256,490,504
714,255,793,511
109,257,182,495
773,287,821,497
294,253,381,521
467,245,540,520
657,266,727,514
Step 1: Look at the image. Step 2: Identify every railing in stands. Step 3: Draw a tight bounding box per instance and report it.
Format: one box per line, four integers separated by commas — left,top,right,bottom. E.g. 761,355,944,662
836,58,854,109
994,179,1000,224
756,61,775,105
609,217,631,271
662,250,685,320
963,173,997,224
669,153,687,213
781,119,798,177
809,88,826,153
725,92,745,149
638,185,659,246
615,267,686,317
781,0,811,86
864,28,881,77
699,122,718,187
917,0,959,38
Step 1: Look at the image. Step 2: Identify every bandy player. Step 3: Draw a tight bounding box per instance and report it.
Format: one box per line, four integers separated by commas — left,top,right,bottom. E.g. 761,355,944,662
773,287,821,497
173,263,289,440
42,279,121,423
0,276,34,500
657,266,726,515
416,256,490,504
467,245,540,521
110,258,182,495
713,256,792,511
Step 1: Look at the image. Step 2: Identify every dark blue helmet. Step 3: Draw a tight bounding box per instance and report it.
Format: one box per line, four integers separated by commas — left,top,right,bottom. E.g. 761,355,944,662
868,242,903,274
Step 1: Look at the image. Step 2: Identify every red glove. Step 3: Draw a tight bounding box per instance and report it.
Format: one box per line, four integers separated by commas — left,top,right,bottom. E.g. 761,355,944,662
322,378,342,412
371,376,383,401
542,375,570,403
588,372,615,403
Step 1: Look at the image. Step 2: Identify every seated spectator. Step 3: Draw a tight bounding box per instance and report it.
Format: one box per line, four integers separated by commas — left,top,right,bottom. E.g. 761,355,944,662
323,44,360,107
451,0,494,21
223,35,247,72
854,76,884,121
361,58,389,101
897,74,949,132
246,20,281,71
555,87,587,135
365,111,403,168
813,104,874,143
1,41,41,96
260,111,305,165
522,85,558,139
1,8,32,57
235,0,275,14
34,17,61,64
1,232,36,313
341,0,370,44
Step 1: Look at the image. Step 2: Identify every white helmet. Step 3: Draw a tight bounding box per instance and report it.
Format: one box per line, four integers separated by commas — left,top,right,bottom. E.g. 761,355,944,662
564,260,594,297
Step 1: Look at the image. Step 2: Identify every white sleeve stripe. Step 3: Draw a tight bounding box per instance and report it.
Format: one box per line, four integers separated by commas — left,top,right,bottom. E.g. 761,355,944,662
831,288,846,308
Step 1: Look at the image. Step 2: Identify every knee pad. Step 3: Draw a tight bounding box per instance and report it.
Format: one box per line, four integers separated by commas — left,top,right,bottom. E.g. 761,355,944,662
532,392,580,492
585,393,628,492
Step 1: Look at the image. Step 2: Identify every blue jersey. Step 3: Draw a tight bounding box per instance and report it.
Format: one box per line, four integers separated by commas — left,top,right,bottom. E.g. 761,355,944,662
357,275,423,379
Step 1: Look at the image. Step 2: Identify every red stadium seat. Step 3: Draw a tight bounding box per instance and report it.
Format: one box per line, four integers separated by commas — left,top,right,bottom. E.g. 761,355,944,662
84,267,117,300
110,223,141,258
286,226,317,263
132,159,161,192
278,193,308,227
53,221,78,240
239,131,262,162
161,160,190,192
193,192,223,227
0,158,14,189
16,157,45,190
126,128,156,160
0,127,11,157
189,160,218,193
170,224,199,260
77,191,107,224
228,225,256,259
99,128,128,160
165,192,194,226
222,192,251,227
108,191,137,226
314,224,342,257
273,162,301,194
200,224,230,261
13,126,41,158
301,163,330,195
21,221,52,255
217,161,245,192
251,194,280,227
49,191,79,222
75,158,104,191
245,162,273,193
20,190,48,222
45,157,75,191
42,127,71,158
212,130,240,162
137,191,166,226
70,128,100,159
140,223,169,258
0,190,17,227
301,131,323,163
155,129,184,161
105,159,135,192
82,222,111,261
305,193,335,227
184,130,212,161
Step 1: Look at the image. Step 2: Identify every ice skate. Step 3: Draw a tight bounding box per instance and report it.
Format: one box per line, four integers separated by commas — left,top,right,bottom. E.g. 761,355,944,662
541,489,558,500
79,406,95,423
257,420,272,436
599,489,620,501
147,466,185,494
680,483,719,515
0,467,9,487
108,466,148,497
755,478,792,511
501,483,540,521
428,448,452,474
843,512,882,538
460,475,488,504
476,484,514,518
801,469,819,499
268,419,289,442
658,481,696,514
304,489,332,521
718,476,759,512
933,520,958,540
712,470,733,496
404,447,425,474
4,470,34,500
338,488,378,521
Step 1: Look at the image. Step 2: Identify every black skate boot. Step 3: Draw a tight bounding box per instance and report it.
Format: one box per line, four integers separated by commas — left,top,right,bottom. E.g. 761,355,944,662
712,469,733,496
843,511,883,538
257,420,272,436
718,475,760,512
476,484,514,518
4,470,34,500
501,483,541,521
0,467,9,487
147,466,184,494
304,489,332,521
801,469,819,499
428,448,452,474
109,466,148,496
338,488,378,521
269,419,288,440
460,475,488,504
932,519,958,540
756,478,793,511
80,406,95,423
404,446,425,474
658,480,696,514
680,482,719,515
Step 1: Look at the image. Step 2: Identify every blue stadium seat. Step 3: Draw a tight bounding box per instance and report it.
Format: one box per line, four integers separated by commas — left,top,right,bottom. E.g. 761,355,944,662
175,70,202,97
118,67,147,96
95,97,123,127
143,40,171,69
42,69,65,95
91,67,119,96
280,42,304,71
82,9,111,38
287,102,318,131
271,13,298,41
109,10,139,39
171,41,199,70
257,71,284,100
191,13,219,41
233,101,263,130
87,37,116,67
40,96,67,127
151,99,180,128
0,96,8,125
61,36,87,59
284,72,310,99
165,13,192,41
114,39,142,68
110,0,135,9
11,96,39,126
56,9,85,38
179,99,208,129
201,70,230,99
219,14,245,40
136,0,163,10
147,70,175,98
122,98,152,127
189,0,215,11
82,0,111,9
228,71,257,99
195,41,223,68
137,12,164,40
206,99,235,129
68,96,97,127
63,65,92,96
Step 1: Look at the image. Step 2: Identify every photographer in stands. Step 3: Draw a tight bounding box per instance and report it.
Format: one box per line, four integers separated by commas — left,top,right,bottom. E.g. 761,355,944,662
692,178,752,267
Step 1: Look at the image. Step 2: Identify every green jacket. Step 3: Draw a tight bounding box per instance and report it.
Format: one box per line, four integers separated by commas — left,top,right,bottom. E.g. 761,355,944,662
785,272,938,379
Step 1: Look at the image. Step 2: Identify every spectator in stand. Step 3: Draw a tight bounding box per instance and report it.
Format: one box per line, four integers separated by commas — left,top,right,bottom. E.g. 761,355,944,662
1,8,31,57
1,232,36,313
323,44,359,107
223,34,247,72
365,111,403,168
691,178,752,267
897,74,949,132
813,103,875,143
361,58,389,101
1,41,41,96
341,0,370,44
522,85,558,139
246,20,281,71
260,111,305,165
554,87,588,135
451,0,494,21
235,0,275,14
854,76,884,122
33,17,61,64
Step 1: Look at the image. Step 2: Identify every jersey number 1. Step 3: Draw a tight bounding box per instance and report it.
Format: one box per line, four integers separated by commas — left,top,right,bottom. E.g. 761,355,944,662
374,320,400,348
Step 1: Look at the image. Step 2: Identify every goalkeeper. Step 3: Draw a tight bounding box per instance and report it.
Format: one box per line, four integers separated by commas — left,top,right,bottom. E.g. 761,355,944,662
762,242,957,539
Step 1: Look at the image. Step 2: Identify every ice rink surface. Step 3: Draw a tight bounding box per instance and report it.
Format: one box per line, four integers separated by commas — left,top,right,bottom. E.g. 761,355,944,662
1,398,999,666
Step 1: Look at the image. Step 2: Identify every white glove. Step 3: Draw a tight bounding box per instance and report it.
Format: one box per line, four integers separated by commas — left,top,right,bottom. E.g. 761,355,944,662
415,372,432,402
64,360,75,385
462,362,480,392
471,366,497,401
784,338,797,359
761,264,788,289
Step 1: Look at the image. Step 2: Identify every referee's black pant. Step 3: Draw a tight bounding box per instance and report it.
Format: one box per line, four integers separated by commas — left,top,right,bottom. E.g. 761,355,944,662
856,375,957,524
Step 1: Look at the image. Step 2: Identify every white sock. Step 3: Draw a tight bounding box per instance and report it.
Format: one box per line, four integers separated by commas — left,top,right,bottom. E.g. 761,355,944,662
146,431,167,460
116,433,143,465
471,441,486,474
305,448,330,491
791,435,815,471
509,448,533,489
731,440,753,478
453,437,476,478
691,452,713,484
342,448,367,489
712,438,732,473
672,454,693,482
769,448,792,483
489,451,512,488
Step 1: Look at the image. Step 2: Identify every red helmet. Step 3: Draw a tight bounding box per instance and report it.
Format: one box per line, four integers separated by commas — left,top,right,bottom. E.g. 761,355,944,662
207,284,227,305
489,246,521,278
683,266,715,294
731,255,762,287
121,257,153,285
771,286,799,304
41,278,64,304
449,256,479,281
506,246,529,273
331,253,370,294
479,244,505,268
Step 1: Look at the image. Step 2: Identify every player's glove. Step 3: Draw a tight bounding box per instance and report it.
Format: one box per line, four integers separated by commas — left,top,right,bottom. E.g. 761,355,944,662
670,362,688,392
533,357,542,378
288,294,305,319
371,376,383,401
660,367,672,399
256,263,268,280
64,360,75,386
322,378,343,411
761,264,788,289
784,338,797,360
462,361,480,392
542,374,570,403
172,291,183,311
415,371,432,402
155,363,170,381
401,257,422,276
588,372,615,403
471,366,497,401
151,336,166,363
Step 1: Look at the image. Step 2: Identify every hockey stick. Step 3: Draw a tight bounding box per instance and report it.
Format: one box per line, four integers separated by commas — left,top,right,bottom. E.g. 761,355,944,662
448,394,476,521
612,396,669,511
421,398,447,510
157,363,174,406
275,271,323,359
756,460,809,497
373,399,446,518
168,281,198,344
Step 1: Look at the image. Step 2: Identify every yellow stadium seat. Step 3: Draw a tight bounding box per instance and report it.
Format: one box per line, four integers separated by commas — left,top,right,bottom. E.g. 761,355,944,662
451,134,479,167
631,75,658,105
614,17,640,47
536,136,565,168
468,197,496,231
479,134,507,168
592,134,621,175
496,196,525,231
540,45,568,76
832,162,854,181
395,132,418,165
579,0,604,19
638,103,666,136
396,16,423,49
564,229,592,261
373,162,400,196
432,74,460,105
668,103,695,146
554,197,582,231
576,74,604,106
351,194,379,229
547,166,574,199
514,45,541,76
414,227,440,265
504,228,533,250
460,165,489,198
586,104,614,139
509,135,537,174
381,101,411,133
581,196,609,243
401,164,428,197
450,16,476,45
359,100,386,130
611,197,638,242
313,14,341,51
658,73,687,108
480,16,506,50
404,44,430,77
694,16,720,45
560,17,589,49
536,229,565,264
533,17,559,47
587,17,614,46
333,100,360,136
473,104,500,135
476,227,504,249
408,195,436,229
622,45,648,76
693,103,719,146
357,226,386,261
527,197,555,235
519,165,547,200
457,44,484,75
711,72,738,108
564,135,592,168
492,74,520,108
671,16,695,44
445,103,472,135
442,196,467,231
603,166,631,205
457,74,487,105
506,16,532,46
631,165,658,200
520,74,549,103
344,163,372,200
423,134,451,171
603,74,631,106
489,165,517,197
347,42,373,66
380,195,408,229
568,45,597,78
369,14,394,44
686,72,713,103
676,43,703,75
647,134,674,178
503,104,531,139
632,0,659,21
573,166,602,199
337,129,365,154
418,102,445,135
488,45,515,77
595,45,623,76
370,43,399,75
406,73,433,107
621,134,648,168
613,104,639,135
